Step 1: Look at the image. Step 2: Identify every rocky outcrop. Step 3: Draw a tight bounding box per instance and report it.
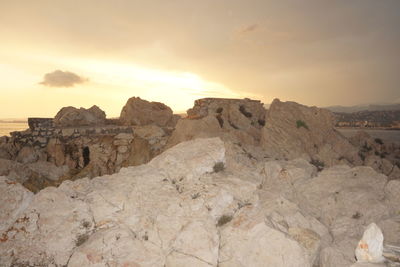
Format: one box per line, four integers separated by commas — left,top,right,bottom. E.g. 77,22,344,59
0,158,70,193
349,131,400,180
54,105,106,127
1,138,399,266
261,99,362,167
119,97,175,127
167,98,266,148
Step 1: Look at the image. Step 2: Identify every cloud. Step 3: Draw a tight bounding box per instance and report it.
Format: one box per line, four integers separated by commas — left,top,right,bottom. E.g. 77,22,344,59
237,24,259,35
40,70,88,87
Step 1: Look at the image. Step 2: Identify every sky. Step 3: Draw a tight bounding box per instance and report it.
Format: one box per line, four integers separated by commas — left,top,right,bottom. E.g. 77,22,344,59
1,0,400,118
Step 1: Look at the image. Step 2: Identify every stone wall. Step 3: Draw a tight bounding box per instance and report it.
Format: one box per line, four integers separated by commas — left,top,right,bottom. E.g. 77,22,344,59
28,118,54,130
12,117,133,148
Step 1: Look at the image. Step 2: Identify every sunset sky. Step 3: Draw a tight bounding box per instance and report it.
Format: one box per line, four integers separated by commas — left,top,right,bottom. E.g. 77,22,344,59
1,0,400,118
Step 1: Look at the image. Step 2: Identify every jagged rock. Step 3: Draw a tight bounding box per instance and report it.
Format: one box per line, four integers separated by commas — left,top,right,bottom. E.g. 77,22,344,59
119,97,174,127
167,115,222,148
0,159,69,192
187,98,266,130
0,138,19,160
54,105,106,127
15,146,43,164
295,166,389,242
350,130,400,179
133,124,169,153
25,161,69,182
219,206,312,267
0,177,33,233
167,98,266,148
261,99,361,166
46,138,66,166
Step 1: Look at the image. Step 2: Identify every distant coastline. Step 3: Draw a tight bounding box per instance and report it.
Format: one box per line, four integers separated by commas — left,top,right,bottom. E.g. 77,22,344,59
0,119,28,123
336,126,400,131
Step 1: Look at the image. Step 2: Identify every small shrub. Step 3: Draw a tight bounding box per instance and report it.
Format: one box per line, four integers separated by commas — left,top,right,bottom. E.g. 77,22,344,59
358,152,366,161
296,120,309,130
258,119,265,126
191,192,200,199
374,138,384,145
75,233,89,246
361,142,372,153
213,162,225,173
81,221,91,229
310,159,325,172
217,214,233,227
352,211,362,219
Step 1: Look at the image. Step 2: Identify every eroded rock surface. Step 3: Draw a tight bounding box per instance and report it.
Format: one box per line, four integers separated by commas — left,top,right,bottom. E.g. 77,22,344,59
120,97,175,127
261,99,362,167
1,138,399,266
168,98,266,149
54,105,106,127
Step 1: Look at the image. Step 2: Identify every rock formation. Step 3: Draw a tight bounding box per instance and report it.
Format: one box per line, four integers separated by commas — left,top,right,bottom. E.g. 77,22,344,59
349,131,400,180
167,98,266,148
261,99,362,167
54,105,106,127
1,137,399,266
119,97,177,127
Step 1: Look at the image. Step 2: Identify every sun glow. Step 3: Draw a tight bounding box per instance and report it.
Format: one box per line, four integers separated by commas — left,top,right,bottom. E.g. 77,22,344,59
48,56,245,114
0,49,249,117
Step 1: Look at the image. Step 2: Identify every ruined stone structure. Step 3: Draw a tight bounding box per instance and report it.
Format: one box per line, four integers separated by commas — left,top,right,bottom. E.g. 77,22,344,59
12,117,133,148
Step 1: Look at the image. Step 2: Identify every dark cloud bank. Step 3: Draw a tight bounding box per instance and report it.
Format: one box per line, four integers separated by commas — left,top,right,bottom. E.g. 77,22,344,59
40,70,88,87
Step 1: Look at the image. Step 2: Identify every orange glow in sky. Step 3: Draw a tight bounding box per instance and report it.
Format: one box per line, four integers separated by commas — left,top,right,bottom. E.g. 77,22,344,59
0,0,399,118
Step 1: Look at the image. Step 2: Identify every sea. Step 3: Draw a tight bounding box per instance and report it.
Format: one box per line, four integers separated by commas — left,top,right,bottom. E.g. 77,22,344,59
0,122,29,137
338,128,400,144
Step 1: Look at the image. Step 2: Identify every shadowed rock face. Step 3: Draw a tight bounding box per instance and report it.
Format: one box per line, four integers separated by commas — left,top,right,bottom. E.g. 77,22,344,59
54,105,106,127
261,99,362,166
119,97,176,127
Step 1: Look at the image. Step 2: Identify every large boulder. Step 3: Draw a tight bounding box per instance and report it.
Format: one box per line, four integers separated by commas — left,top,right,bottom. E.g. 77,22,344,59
261,99,361,166
119,97,174,127
54,105,106,127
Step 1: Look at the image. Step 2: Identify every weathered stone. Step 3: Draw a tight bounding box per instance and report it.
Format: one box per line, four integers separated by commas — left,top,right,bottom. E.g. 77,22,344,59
114,133,134,140
117,145,128,154
120,97,174,127
15,146,40,164
0,176,33,233
54,105,106,127
261,99,361,166
62,128,75,137
168,98,267,149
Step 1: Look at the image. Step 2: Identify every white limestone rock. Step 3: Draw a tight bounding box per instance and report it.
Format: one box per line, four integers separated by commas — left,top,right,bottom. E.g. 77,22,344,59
355,223,385,263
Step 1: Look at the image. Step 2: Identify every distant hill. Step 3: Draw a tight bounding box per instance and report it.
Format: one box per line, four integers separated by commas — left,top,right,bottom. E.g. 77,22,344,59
325,103,400,113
